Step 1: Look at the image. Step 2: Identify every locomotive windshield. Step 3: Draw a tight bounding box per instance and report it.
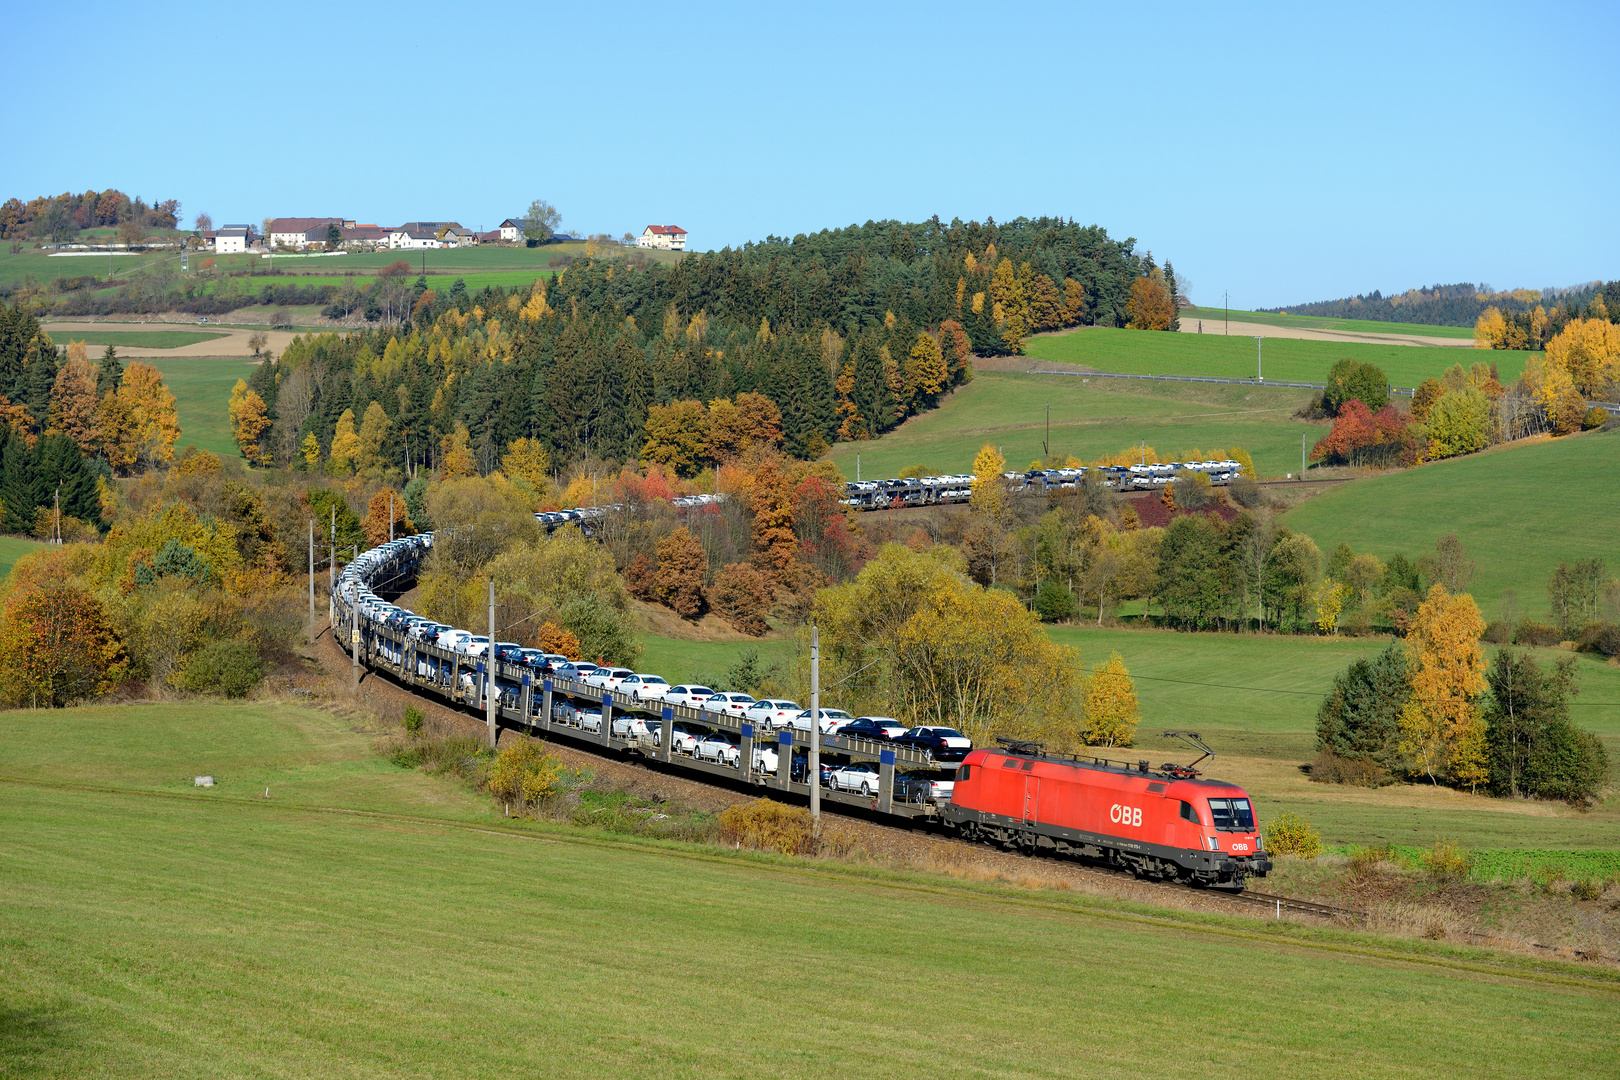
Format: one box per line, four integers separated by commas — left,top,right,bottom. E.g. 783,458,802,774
1207,798,1255,831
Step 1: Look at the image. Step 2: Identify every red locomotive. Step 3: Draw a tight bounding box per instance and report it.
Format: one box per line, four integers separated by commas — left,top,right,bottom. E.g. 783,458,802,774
941,735,1272,889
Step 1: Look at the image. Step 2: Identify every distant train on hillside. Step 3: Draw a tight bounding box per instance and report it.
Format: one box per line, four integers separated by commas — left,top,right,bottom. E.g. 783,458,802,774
838,460,1244,510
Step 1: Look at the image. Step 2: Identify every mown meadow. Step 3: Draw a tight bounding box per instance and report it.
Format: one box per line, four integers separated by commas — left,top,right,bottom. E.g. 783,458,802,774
2,702,1613,1079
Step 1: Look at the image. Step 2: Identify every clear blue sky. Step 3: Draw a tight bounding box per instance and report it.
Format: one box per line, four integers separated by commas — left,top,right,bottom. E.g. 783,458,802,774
6,1,1615,308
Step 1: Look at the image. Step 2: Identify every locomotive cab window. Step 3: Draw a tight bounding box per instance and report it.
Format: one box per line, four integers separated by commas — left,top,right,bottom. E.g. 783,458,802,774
1179,800,1200,824
958,764,972,780
1207,798,1255,831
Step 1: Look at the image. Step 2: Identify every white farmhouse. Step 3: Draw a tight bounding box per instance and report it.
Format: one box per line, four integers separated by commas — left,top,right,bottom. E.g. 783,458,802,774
268,217,350,250
498,218,525,243
637,225,687,251
214,226,250,255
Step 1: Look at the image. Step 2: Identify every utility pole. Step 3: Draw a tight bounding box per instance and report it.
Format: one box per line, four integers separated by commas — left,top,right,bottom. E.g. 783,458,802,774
1301,433,1307,479
486,578,498,749
856,454,861,483
1224,290,1229,335
809,622,821,832
389,491,395,543
1255,336,1264,382
307,518,315,646
1043,404,1050,460
53,487,60,545
328,506,335,623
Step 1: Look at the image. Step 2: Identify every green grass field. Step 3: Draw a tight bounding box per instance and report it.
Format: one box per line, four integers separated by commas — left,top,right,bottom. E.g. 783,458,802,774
825,372,1322,478
2,702,1613,1078
146,356,262,457
1024,326,1529,388
1182,305,1476,340
637,633,796,687
47,328,227,349
1284,427,1620,616
0,535,46,576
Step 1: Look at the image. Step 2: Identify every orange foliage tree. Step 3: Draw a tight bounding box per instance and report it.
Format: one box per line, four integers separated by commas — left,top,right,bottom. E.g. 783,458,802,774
709,562,774,636
361,489,415,546
50,356,101,455
1126,276,1175,330
654,526,708,619
534,621,581,659
0,581,127,707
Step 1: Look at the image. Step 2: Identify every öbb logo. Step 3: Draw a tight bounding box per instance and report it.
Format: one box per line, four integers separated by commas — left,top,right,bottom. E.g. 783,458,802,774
1110,804,1142,827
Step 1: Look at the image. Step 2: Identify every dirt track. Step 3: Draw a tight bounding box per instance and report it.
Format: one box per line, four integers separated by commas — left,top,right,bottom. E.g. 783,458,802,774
1176,316,1470,348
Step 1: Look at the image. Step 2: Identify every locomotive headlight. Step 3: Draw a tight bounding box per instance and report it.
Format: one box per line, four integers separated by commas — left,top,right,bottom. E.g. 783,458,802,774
1204,835,1218,851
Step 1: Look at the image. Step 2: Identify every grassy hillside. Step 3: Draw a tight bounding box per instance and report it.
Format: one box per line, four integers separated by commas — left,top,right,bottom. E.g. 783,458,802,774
1284,427,1620,617
1024,326,1528,387
1182,305,1475,340
147,355,262,457
0,535,45,576
2,702,1613,1078
825,372,1321,478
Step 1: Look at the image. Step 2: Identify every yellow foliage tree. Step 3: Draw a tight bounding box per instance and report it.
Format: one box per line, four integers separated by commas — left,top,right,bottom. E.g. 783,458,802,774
299,432,321,472
969,443,1006,522
1081,651,1139,747
642,400,710,476
227,379,271,465
357,401,392,474
501,437,553,496
1315,581,1352,634
102,362,180,471
1545,317,1620,397
326,408,361,477
439,421,475,478
1403,584,1488,788
1226,445,1255,478
905,331,947,404
1472,306,1509,349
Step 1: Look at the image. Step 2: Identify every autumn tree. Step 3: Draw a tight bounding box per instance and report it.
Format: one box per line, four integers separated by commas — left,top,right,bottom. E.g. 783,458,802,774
1544,317,1620,397
50,355,100,454
750,458,799,587
326,408,360,476
904,331,947,409
968,443,1006,522
1402,584,1488,788
534,621,582,659
360,488,415,547
642,399,710,476
227,378,271,464
99,361,179,472
1081,651,1139,746
1409,377,1442,424
299,432,321,472
356,401,392,474
501,437,552,498
654,526,708,619
0,581,127,707
439,422,475,478
709,562,774,636
1126,276,1174,330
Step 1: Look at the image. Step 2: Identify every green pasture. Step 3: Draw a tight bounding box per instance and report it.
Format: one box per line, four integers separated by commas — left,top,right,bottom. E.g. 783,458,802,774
1,702,1612,1078
636,632,796,688
1284,427,1620,615
825,371,1322,478
0,535,46,576
1047,623,1620,739
46,328,226,349
146,355,262,457
1024,325,1530,388
0,248,171,289
1182,305,1476,340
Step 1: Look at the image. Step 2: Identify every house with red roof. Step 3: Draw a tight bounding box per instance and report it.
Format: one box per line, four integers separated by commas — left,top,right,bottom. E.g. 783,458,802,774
636,225,687,251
